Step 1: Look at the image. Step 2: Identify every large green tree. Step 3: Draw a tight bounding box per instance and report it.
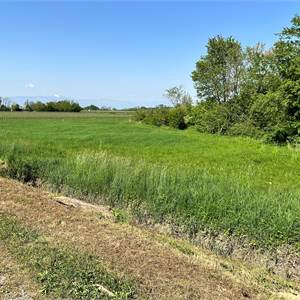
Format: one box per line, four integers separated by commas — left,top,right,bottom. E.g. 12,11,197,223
191,36,244,104
274,15,300,121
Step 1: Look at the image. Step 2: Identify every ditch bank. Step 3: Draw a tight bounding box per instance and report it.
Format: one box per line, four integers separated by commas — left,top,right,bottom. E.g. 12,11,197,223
0,154,299,285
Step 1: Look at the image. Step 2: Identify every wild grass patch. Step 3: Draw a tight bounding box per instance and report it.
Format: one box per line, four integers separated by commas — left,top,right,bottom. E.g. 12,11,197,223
0,213,135,299
1,144,299,251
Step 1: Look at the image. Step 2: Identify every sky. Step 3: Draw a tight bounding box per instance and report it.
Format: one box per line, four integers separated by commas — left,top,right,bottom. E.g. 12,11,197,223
0,1,299,108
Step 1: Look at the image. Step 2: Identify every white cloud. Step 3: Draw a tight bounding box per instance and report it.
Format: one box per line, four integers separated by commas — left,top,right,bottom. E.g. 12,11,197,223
53,94,60,98
25,83,35,89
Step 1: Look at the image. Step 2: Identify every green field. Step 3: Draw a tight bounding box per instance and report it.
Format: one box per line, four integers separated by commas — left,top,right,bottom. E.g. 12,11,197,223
0,111,299,251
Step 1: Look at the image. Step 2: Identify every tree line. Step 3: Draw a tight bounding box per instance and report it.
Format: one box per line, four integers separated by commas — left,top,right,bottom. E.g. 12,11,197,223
0,99,120,113
136,15,300,144
0,99,82,112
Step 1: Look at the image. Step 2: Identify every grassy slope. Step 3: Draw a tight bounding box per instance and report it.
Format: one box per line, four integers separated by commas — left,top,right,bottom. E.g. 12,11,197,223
0,214,134,299
2,177,298,299
0,111,299,250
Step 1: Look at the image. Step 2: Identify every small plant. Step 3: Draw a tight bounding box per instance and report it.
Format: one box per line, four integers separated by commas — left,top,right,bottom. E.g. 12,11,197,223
112,208,131,224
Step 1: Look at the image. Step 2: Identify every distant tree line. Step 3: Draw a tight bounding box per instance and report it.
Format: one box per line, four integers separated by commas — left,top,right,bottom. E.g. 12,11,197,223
136,15,300,144
24,100,82,112
0,99,121,113
0,99,82,112
83,105,117,111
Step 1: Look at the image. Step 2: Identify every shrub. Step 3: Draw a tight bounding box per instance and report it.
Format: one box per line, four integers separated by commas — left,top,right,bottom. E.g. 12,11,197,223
133,109,147,122
227,121,263,138
263,122,300,144
134,106,188,129
144,108,169,127
137,106,170,127
250,91,286,129
192,101,231,134
168,107,187,129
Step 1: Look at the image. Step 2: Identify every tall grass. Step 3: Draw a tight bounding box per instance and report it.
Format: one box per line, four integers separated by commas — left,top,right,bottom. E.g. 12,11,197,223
1,143,299,249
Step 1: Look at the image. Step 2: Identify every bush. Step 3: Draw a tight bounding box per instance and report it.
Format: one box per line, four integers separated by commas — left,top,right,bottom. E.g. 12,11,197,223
133,109,147,122
227,121,263,138
263,123,300,144
250,91,286,129
168,107,187,129
134,106,188,130
143,107,169,127
192,101,231,134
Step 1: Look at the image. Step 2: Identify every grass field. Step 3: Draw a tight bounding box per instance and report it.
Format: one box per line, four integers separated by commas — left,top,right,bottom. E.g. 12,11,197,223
0,111,299,252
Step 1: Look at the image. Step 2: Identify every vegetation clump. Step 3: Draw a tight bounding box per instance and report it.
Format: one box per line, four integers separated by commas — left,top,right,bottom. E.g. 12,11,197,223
136,16,300,144
24,100,82,112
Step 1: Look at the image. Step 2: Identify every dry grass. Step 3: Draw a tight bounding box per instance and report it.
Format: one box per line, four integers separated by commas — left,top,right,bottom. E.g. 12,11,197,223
0,243,47,300
0,177,298,299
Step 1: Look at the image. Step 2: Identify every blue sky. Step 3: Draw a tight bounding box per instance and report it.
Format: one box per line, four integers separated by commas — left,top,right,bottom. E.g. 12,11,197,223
0,1,299,108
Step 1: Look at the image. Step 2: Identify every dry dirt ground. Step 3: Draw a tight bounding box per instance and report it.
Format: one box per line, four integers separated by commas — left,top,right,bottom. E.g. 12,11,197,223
0,177,299,300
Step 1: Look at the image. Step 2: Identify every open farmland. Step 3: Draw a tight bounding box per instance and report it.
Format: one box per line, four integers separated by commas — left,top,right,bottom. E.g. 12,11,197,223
0,112,300,299
0,112,299,279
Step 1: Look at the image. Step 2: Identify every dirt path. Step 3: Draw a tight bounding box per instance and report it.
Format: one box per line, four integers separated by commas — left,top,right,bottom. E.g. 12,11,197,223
0,177,296,299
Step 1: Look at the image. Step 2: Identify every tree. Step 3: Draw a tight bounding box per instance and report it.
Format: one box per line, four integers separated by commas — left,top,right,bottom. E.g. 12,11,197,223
164,86,192,107
273,15,300,121
0,97,8,111
192,36,245,103
11,103,22,112
24,100,33,111
231,44,280,121
0,97,11,111
84,105,99,111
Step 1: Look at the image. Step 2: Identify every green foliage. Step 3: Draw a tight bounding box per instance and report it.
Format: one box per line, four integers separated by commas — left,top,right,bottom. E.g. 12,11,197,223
26,100,82,112
133,108,147,122
134,106,187,129
84,104,100,111
192,35,244,104
28,101,46,111
0,97,10,111
164,85,193,107
11,103,22,111
135,21,298,143
0,104,10,111
112,208,132,223
187,16,300,143
227,121,263,138
250,91,286,129
0,214,135,299
274,15,300,122
192,101,230,134
167,106,187,129
142,106,170,127
263,123,300,144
